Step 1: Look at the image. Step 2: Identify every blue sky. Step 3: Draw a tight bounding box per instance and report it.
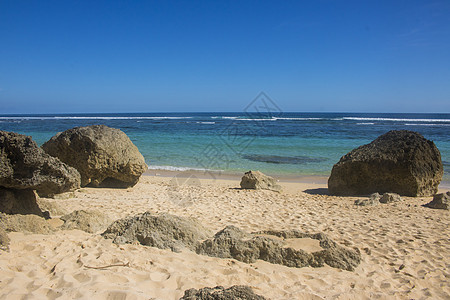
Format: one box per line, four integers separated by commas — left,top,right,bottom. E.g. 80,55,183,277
1,0,449,113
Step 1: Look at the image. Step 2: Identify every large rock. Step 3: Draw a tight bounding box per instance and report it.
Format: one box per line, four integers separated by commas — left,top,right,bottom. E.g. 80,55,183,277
240,171,281,192
0,131,81,197
328,130,443,196
424,192,450,210
0,213,54,234
196,226,361,271
0,187,46,217
180,285,267,300
42,125,147,188
102,212,211,252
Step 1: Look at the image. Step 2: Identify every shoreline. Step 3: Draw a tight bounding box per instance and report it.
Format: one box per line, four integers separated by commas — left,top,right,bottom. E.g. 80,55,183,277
144,168,450,191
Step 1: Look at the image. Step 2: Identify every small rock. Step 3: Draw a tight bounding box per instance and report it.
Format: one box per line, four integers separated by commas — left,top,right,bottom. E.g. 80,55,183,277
0,226,10,251
60,210,112,233
424,192,450,210
180,285,267,300
240,171,281,192
379,193,401,204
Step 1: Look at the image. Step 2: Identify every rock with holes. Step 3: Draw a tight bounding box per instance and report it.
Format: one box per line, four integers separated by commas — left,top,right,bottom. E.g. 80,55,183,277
328,130,443,196
0,131,81,197
180,285,267,300
424,192,450,210
42,125,147,188
240,170,281,192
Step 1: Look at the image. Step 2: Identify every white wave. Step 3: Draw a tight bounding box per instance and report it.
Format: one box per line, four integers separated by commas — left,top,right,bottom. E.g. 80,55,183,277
357,122,375,125
0,116,193,120
273,117,323,120
343,117,450,122
196,121,215,124
147,165,221,172
404,123,450,126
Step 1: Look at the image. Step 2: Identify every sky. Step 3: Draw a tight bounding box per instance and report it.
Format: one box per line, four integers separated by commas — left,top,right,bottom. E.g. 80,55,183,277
0,0,449,114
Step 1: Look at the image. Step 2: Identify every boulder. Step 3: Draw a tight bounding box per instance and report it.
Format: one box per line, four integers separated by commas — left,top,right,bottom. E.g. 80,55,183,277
424,192,450,210
196,226,361,271
0,187,46,217
328,130,443,196
240,171,281,192
0,131,81,197
0,226,9,251
60,210,112,233
379,193,401,204
42,125,147,188
102,212,211,252
180,285,267,300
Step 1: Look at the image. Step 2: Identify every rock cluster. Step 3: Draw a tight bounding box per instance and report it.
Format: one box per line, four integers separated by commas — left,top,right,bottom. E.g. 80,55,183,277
240,171,281,192
424,192,450,210
354,192,402,206
42,125,147,188
180,285,266,300
102,212,211,252
328,130,443,197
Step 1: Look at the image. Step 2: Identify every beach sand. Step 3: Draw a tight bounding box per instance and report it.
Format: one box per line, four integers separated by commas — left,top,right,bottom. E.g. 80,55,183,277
0,172,449,299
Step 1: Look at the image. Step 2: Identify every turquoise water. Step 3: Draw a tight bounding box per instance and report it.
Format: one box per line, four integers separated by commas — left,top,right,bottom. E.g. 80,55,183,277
0,112,449,180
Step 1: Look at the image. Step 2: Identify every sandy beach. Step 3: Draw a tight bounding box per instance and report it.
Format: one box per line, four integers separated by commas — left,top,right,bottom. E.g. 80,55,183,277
0,172,448,299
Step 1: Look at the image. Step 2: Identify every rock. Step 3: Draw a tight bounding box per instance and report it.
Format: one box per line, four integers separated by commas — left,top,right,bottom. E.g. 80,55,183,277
355,193,381,206
240,171,281,192
379,193,401,204
102,212,211,252
0,213,54,234
42,125,147,188
0,226,9,251
0,131,81,197
328,130,443,196
197,227,361,271
180,285,267,300
36,198,69,217
424,192,450,210
0,187,46,217
60,210,112,233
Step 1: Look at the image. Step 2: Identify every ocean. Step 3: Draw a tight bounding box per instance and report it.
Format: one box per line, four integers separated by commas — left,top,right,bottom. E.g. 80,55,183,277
0,112,449,181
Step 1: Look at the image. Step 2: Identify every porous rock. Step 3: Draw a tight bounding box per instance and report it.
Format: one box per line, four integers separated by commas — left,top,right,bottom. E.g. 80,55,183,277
196,227,361,271
240,170,281,192
424,192,450,210
0,213,53,234
60,210,112,233
0,187,45,217
102,212,211,252
42,125,147,188
379,193,401,204
0,130,81,197
180,285,267,300
328,130,443,196
355,193,381,206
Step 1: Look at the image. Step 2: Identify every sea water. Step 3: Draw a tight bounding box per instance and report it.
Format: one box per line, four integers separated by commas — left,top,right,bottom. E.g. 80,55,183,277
0,112,449,181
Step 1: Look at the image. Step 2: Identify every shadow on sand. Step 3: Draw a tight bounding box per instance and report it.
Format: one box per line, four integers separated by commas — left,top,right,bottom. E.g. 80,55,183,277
303,188,329,195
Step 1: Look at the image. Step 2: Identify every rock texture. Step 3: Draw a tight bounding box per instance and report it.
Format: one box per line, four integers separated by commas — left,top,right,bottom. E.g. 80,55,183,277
240,171,281,192
379,193,401,204
424,192,450,210
355,193,381,206
0,226,9,251
60,210,112,233
42,125,147,188
0,131,81,197
196,226,361,271
102,212,211,252
0,213,53,234
328,130,443,197
180,285,267,300
0,188,45,217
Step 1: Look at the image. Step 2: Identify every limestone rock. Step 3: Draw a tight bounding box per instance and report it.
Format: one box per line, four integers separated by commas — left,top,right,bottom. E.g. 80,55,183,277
180,285,267,300
240,171,281,192
197,227,361,271
102,212,211,252
424,192,450,210
379,193,401,204
328,130,443,196
355,193,381,206
0,130,81,197
60,210,112,233
42,125,147,188
0,213,53,234
0,226,9,251
0,187,46,217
